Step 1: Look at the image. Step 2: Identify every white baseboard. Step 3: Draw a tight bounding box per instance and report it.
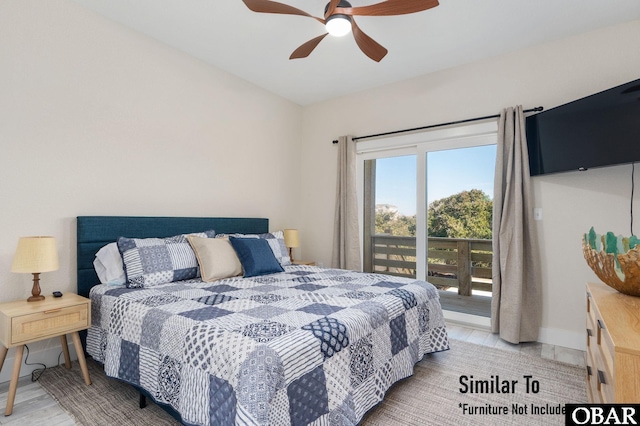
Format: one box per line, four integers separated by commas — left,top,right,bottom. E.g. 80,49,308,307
537,327,585,351
444,310,585,351
0,342,78,385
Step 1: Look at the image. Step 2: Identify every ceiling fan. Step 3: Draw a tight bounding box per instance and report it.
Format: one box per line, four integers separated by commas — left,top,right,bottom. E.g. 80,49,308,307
242,0,440,62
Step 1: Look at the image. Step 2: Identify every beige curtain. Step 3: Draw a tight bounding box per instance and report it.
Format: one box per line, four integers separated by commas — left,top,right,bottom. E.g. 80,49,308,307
492,106,541,343
332,136,362,271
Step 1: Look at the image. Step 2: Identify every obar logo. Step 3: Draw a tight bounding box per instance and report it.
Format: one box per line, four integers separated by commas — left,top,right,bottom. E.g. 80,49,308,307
566,405,640,425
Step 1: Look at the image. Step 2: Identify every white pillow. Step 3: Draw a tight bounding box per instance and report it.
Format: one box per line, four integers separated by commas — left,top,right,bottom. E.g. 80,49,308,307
93,242,125,285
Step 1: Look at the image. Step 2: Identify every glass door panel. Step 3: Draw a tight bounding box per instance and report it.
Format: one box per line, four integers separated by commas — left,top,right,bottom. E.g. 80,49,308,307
426,145,496,317
363,155,417,278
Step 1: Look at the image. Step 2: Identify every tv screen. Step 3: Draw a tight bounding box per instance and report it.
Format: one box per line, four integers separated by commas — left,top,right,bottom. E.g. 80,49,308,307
526,78,640,176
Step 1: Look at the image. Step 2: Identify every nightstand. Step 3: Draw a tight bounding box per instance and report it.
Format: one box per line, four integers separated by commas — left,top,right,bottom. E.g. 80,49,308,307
0,293,91,416
292,260,316,266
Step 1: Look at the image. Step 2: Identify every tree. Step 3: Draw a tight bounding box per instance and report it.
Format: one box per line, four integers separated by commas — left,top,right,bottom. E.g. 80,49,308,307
374,189,492,239
375,210,416,236
427,189,492,239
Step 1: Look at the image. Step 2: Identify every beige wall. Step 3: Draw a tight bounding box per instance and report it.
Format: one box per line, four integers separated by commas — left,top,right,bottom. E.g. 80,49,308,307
0,0,302,307
300,19,640,348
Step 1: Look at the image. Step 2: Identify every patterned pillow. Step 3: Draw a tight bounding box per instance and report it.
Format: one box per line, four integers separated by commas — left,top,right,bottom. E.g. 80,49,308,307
118,230,215,288
216,230,291,266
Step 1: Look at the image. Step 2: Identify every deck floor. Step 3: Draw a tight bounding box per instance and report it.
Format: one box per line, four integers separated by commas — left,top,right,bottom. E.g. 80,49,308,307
438,291,491,317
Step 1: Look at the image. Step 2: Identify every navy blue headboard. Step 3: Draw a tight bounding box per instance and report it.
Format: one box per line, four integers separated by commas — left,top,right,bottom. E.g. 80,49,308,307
76,216,269,298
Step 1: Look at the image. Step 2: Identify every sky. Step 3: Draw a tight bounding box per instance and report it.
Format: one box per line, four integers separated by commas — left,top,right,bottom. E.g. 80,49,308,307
375,144,497,216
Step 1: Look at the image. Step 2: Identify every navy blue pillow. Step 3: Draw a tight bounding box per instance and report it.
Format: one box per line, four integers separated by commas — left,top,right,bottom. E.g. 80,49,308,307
229,237,284,278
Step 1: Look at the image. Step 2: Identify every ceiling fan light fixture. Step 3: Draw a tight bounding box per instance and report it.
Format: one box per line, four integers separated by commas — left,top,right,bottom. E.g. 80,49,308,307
243,0,439,61
326,14,351,37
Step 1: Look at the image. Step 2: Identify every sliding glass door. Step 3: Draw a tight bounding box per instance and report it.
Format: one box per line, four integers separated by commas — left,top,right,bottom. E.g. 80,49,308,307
358,123,497,318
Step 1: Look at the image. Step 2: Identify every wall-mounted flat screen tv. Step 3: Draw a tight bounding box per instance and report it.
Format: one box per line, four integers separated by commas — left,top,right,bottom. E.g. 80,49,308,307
526,78,640,176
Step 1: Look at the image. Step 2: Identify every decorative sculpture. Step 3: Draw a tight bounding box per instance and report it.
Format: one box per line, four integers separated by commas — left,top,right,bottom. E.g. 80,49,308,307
583,227,640,297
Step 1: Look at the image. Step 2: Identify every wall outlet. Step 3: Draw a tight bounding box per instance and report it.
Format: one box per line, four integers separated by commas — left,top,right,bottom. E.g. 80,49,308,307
533,208,543,221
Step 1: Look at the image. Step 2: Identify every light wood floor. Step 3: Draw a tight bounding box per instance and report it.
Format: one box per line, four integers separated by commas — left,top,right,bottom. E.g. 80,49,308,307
0,322,585,424
0,377,74,425
446,323,586,367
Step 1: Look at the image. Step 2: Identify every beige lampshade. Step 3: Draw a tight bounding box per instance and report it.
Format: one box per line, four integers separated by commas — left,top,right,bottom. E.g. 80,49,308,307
11,236,59,273
283,229,300,248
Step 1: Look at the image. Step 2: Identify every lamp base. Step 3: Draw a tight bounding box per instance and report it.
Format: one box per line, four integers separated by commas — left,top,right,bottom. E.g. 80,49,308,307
27,272,45,302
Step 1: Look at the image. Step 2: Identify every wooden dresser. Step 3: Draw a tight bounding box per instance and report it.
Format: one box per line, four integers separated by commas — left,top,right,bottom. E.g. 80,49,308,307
586,281,640,403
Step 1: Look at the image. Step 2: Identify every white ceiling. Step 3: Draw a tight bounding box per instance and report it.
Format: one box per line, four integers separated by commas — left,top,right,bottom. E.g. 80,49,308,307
73,0,640,106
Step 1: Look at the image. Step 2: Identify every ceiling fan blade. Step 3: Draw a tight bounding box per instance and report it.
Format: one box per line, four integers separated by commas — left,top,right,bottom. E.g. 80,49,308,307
242,0,325,24
351,19,387,62
325,0,341,19
337,0,439,16
290,33,329,59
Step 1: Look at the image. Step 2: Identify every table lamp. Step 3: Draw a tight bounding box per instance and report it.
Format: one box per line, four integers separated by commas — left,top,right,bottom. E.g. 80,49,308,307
11,236,59,302
283,229,300,263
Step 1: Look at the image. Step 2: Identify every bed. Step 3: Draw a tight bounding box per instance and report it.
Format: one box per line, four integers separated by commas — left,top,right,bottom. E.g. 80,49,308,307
77,216,449,426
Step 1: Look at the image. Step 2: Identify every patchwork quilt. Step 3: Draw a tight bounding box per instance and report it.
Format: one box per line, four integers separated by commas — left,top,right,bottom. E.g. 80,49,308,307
86,266,449,426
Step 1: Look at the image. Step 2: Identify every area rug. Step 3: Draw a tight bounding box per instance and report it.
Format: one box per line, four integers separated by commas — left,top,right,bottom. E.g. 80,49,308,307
38,339,586,425
361,339,586,425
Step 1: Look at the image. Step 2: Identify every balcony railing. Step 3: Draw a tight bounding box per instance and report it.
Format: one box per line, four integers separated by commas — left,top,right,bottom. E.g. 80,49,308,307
369,235,493,297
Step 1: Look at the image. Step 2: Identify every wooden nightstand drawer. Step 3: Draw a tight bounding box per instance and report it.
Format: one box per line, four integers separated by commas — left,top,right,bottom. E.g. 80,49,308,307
11,303,88,345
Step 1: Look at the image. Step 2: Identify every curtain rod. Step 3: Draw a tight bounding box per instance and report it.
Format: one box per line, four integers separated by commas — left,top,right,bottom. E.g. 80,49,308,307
331,106,544,144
